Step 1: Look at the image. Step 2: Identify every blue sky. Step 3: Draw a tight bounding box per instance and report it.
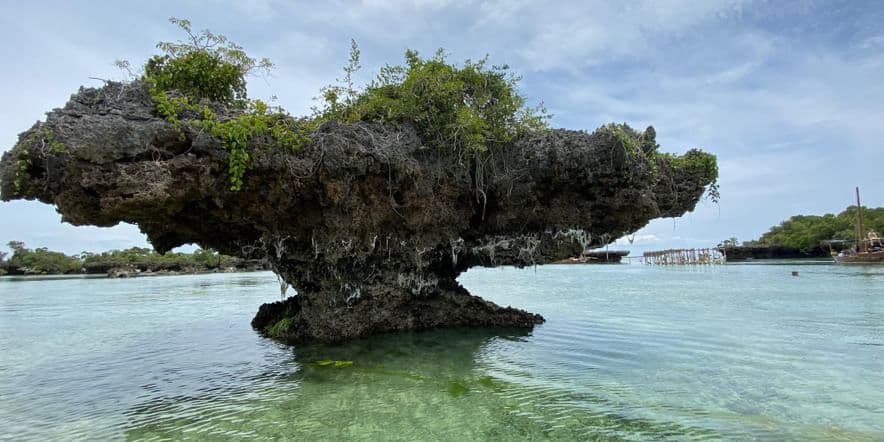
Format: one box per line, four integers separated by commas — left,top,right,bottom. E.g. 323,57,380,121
1,0,883,255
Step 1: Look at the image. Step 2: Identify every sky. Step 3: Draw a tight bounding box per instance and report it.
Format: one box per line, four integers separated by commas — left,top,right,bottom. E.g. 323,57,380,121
1,0,883,256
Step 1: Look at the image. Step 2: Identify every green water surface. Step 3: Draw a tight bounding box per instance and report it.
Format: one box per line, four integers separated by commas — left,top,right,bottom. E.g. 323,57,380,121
1,262,882,440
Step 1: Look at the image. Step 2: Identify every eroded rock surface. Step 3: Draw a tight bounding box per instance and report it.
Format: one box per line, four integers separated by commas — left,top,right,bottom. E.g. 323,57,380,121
0,82,717,342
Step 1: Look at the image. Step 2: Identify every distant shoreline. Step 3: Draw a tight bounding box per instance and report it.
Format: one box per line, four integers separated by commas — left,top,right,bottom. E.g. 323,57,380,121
0,242,270,278
0,268,272,281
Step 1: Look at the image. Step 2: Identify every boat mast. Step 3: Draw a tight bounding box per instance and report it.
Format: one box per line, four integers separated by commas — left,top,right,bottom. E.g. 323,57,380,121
856,186,866,253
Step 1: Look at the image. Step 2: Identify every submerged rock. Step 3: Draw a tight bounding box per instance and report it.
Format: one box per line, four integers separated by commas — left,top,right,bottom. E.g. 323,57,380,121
0,81,717,342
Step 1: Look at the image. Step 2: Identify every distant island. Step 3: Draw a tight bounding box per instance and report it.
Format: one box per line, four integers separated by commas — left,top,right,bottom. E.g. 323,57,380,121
719,205,883,259
0,241,267,277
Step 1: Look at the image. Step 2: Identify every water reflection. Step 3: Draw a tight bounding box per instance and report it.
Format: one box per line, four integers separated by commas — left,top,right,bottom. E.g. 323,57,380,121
122,327,722,440
122,328,524,439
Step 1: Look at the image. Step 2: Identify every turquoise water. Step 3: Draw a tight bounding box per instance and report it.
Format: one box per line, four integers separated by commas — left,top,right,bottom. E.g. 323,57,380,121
1,263,882,440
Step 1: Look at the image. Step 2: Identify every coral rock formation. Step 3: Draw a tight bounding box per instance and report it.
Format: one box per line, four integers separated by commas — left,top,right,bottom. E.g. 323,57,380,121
0,82,717,342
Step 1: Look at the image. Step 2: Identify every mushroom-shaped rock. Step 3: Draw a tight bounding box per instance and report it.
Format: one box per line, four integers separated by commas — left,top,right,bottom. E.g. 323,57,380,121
0,81,717,342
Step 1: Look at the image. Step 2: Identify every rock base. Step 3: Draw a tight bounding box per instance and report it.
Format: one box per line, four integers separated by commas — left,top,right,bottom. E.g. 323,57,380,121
251,281,543,343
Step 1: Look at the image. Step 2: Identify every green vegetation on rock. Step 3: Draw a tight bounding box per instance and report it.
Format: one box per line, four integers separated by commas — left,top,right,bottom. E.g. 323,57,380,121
117,17,717,199
659,150,720,203
13,148,30,194
131,18,554,190
746,206,884,250
133,17,306,191
11,126,67,194
315,44,551,155
267,317,294,338
143,18,270,107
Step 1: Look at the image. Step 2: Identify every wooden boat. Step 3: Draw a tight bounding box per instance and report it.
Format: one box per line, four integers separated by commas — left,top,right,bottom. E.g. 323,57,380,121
834,249,884,263
834,187,884,264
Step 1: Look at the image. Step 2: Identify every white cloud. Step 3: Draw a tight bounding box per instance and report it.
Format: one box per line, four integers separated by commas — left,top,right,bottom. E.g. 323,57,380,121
224,0,278,20
855,34,884,49
474,0,753,71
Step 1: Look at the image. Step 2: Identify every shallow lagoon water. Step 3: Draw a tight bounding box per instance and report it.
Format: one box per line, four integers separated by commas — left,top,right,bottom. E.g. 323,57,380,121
1,262,882,440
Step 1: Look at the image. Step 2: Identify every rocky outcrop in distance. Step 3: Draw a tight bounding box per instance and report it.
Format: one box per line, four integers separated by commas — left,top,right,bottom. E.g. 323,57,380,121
719,246,833,260
0,82,717,342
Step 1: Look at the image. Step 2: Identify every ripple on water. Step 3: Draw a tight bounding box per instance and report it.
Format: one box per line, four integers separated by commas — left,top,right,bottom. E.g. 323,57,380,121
1,267,883,440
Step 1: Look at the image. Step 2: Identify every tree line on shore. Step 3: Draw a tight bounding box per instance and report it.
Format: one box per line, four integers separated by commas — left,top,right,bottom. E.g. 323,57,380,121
736,205,884,251
0,241,266,276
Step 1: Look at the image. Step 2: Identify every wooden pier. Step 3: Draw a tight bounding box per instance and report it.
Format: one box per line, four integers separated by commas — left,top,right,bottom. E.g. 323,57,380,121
642,248,726,265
